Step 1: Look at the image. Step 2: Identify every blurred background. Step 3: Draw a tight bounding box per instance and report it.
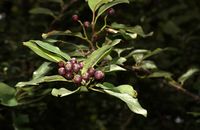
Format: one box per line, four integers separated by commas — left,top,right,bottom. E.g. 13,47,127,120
0,0,200,130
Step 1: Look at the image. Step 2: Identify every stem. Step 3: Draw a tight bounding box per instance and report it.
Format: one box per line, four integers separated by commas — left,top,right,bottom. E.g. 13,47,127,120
78,20,89,39
96,15,108,35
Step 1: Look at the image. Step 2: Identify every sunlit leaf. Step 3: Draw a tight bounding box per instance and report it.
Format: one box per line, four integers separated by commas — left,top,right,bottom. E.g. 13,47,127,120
32,62,52,79
104,64,126,72
147,71,172,79
29,7,56,18
88,0,110,12
178,67,199,85
140,60,157,70
51,87,80,97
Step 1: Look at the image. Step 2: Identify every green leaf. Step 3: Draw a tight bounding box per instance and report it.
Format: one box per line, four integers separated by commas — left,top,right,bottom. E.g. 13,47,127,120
32,40,71,60
16,75,67,88
88,0,110,12
104,64,126,72
147,71,172,79
32,62,52,79
23,41,63,62
51,87,80,97
0,82,18,106
29,7,56,18
96,0,129,20
178,67,199,85
96,83,146,117
140,60,157,70
42,30,83,39
81,39,121,74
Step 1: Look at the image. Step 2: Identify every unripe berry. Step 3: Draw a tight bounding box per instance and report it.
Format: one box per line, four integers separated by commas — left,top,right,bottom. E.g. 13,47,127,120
58,67,66,76
87,67,95,77
65,72,74,80
72,14,79,22
84,21,90,28
70,57,77,64
73,75,82,84
94,70,105,80
79,62,84,69
65,61,73,72
82,72,90,81
72,63,80,73
58,61,65,67
107,8,115,15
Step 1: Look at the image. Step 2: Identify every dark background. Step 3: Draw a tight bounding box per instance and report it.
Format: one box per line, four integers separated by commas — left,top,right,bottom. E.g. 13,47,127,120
0,0,200,130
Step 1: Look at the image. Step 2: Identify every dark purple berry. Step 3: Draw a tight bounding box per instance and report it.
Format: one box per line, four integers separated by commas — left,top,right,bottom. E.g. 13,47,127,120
72,63,80,73
82,72,90,81
58,61,65,67
84,21,90,28
72,14,79,22
58,67,66,76
107,8,115,15
65,61,73,72
94,70,105,80
65,72,74,80
70,57,77,64
73,75,82,84
87,67,95,76
79,62,84,69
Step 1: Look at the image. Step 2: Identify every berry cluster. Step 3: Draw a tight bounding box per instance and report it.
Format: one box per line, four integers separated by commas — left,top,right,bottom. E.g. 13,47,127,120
58,58,105,85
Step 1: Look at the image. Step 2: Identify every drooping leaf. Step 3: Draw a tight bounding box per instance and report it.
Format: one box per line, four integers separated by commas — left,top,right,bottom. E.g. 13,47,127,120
96,0,129,20
147,71,173,79
42,30,83,39
96,83,146,117
0,82,18,106
29,7,56,18
51,87,80,97
81,39,121,74
16,75,67,88
178,67,199,85
32,40,71,60
32,62,52,79
23,41,63,62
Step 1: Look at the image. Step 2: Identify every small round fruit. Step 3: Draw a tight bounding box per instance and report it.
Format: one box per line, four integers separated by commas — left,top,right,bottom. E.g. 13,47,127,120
84,21,90,28
70,57,77,64
79,62,84,69
72,63,80,73
58,61,65,67
65,72,74,80
73,75,82,84
58,67,66,76
72,14,79,22
65,61,73,72
94,70,105,80
107,8,115,15
87,67,95,76
82,72,90,81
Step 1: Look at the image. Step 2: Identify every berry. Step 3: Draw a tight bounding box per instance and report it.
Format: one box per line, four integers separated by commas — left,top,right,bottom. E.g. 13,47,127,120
58,61,65,67
79,62,84,69
58,67,66,76
70,57,77,64
65,61,73,72
82,72,90,81
65,72,74,80
72,14,79,22
72,63,80,73
94,70,105,80
84,21,90,28
87,67,95,76
73,75,82,84
107,8,115,15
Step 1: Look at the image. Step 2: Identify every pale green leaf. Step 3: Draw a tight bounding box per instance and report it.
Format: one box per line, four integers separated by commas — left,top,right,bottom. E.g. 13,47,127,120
104,64,126,72
147,71,172,79
81,39,121,74
140,60,157,70
0,82,18,106
88,0,110,12
29,7,56,18
32,62,52,79
23,41,63,62
51,87,80,97
178,67,199,85
16,75,67,88
32,40,71,60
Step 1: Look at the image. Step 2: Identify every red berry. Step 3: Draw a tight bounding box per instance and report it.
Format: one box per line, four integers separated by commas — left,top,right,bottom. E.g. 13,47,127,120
65,61,73,72
72,63,80,73
87,67,95,76
79,62,84,69
94,70,104,80
107,8,115,15
73,75,82,84
58,61,65,67
65,72,74,80
70,57,77,64
72,14,79,22
82,72,90,81
58,67,66,76
84,21,90,28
